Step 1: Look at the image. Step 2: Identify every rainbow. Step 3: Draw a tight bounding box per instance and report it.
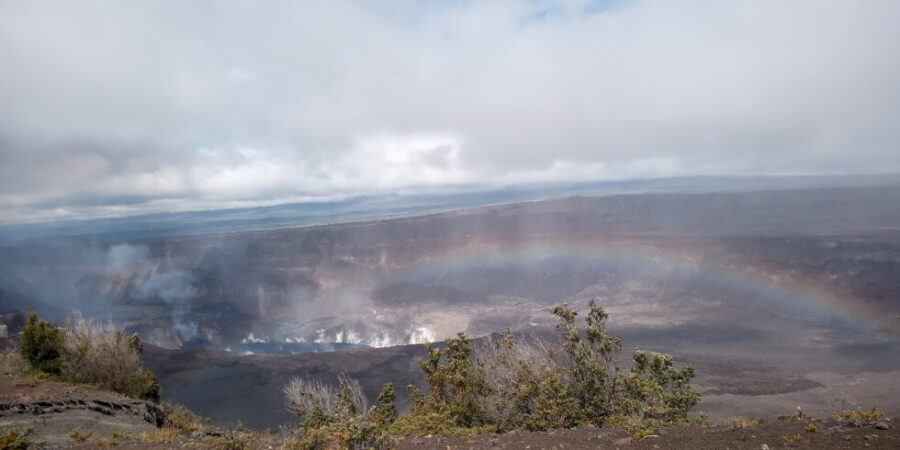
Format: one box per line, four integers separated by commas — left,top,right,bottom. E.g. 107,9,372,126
380,237,898,337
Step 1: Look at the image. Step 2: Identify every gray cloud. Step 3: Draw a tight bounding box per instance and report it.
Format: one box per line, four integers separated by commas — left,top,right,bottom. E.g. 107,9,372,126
1,0,899,222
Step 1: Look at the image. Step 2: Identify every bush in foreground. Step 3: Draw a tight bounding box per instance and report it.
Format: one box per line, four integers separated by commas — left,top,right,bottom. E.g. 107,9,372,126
61,312,159,401
282,374,396,449
283,300,702,446
16,311,159,402
398,300,700,438
20,312,65,375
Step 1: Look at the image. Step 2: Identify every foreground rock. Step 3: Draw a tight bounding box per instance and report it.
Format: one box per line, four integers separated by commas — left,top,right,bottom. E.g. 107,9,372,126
0,375,163,446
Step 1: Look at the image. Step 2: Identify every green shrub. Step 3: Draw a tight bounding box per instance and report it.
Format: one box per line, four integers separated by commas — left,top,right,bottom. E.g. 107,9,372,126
550,300,621,420
20,312,64,375
608,350,701,436
284,415,390,450
369,383,398,430
408,300,699,437
417,333,488,427
389,409,490,438
162,403,210,434
389,383,496,438
122,368,160,402
523,368,582,430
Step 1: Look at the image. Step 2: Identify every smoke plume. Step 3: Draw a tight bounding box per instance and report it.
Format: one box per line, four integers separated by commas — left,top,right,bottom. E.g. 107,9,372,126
107,243,199,343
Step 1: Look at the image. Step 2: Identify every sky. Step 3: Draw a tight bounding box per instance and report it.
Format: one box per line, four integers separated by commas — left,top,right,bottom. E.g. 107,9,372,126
1,0,899,224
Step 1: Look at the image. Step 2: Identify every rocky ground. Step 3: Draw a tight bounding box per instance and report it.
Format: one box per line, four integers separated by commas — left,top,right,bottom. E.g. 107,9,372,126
0,374,164,447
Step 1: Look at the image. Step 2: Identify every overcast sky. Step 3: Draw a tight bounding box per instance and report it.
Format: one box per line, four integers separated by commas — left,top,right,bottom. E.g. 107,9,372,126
1,0,899,223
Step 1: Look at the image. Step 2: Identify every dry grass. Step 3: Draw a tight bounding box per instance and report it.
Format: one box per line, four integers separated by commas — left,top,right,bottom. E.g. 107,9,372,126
833,406,885,426
0,348,29,376
473,334,567,424
730,416,760,429
283,373,367,418
0,427,33,450
475,334,565,386
61,312,156,399
162,403,210,434
139,427,181,443
68,428,94,443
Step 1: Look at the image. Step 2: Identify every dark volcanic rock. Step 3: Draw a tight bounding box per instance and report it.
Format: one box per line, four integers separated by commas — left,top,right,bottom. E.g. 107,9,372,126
0,398,164,446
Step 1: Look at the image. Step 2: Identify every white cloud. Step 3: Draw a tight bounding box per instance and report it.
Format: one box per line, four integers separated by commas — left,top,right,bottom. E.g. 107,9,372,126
1,0,899,222
334,133,469,189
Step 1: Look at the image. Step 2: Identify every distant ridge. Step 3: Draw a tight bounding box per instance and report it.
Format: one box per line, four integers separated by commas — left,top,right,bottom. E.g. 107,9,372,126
2,174,898,243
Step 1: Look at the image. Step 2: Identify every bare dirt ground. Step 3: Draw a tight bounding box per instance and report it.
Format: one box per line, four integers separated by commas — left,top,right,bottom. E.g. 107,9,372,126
57,417,898,449
0,374,129,404
395,418,898,450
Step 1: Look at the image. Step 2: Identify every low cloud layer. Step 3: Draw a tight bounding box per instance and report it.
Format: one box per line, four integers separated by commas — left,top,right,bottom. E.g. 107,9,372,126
2,0,899,223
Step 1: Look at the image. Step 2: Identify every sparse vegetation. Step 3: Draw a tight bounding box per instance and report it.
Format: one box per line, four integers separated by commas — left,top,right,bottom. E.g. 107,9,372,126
282,374,393,449
162,402,211,434
199,424,275,450
61,312,159,401
780,432,804,446
282,300,702,446
139,427,181,444
0,348,29,376
68,428,93,443
405,332,490,429
392,300,700,439
284,374,368,422
0,427,35,450
606,347,701,437
834,406,885,427
13,311,160,401
778,406,807,421
473,328,579,431
730,416,760,429
3,302,895,450
93,437,120,448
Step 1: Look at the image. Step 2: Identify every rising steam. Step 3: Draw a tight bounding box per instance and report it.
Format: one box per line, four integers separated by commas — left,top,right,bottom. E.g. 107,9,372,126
107,244,199,343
